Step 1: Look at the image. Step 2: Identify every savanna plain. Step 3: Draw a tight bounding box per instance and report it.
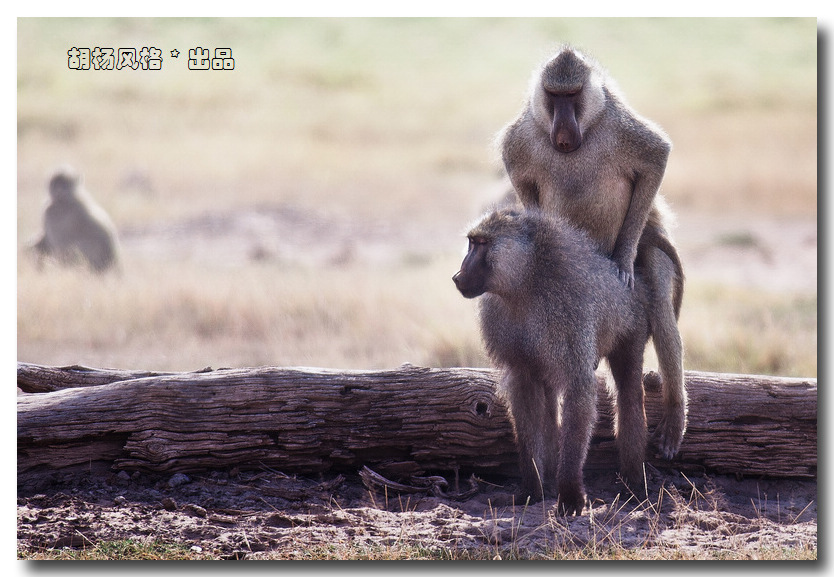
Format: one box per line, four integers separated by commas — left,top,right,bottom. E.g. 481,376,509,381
16,18,817,560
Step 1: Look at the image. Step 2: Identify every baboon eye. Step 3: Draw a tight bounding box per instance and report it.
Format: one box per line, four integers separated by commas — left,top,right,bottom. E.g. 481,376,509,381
546,89,580,98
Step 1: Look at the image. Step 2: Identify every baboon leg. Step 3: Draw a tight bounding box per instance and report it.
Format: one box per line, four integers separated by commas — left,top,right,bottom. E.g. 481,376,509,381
503,369,558,501
607,345,648,488
540,381,560,489
556,371,596,515
31,236,50,270
647,248,687,459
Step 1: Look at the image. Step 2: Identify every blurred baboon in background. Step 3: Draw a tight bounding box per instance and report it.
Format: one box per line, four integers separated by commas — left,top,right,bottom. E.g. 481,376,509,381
31,166,121,273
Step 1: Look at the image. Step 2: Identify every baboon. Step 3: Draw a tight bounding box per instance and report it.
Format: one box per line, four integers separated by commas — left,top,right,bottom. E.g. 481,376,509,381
499,45,687,460
31,167,121,273
453,207,680,515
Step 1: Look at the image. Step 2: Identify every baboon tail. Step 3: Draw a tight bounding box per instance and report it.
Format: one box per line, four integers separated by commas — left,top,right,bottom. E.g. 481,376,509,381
639,224,684,319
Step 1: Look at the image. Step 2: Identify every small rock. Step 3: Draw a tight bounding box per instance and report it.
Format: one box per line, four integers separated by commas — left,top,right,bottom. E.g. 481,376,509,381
186,504,208,518
112,471,131,487
161,497,177,511
114,495,127,506
168,473,191,488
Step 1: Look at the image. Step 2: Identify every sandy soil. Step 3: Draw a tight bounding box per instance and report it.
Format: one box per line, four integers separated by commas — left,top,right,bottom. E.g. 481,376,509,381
117,203,818,294
17,463,816,559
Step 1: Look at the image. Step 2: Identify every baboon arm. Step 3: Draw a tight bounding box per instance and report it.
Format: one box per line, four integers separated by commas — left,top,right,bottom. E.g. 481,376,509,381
502,122,542,208
610,186,652,285
611,158,668,287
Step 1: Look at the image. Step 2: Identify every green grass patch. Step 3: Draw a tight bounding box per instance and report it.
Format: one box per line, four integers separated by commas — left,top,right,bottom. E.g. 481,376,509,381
20,539,816,561
20,539,215,560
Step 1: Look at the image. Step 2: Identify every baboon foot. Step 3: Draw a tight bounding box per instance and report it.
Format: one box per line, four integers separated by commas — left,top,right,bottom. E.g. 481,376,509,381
556,482,587,516
514,479,546,505
513,491,542,506
618,463,646,492
652,409,686,460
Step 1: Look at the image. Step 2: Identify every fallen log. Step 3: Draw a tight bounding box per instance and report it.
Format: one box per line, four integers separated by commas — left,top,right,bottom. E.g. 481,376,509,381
17,362,816,482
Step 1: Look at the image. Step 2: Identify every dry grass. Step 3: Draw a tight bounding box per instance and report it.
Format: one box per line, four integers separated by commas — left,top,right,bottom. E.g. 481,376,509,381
18,253,482,371
20,251,816,376
680,282,817,377
17,17,816,377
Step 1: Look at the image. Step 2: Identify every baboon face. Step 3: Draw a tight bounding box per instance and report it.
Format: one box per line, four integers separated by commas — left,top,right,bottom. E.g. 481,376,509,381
537,48,602,154
453,236,491,299
453,209,533,299
544,87,582,153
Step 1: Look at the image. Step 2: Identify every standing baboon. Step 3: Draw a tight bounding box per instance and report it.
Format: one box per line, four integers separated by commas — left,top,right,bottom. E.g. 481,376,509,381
453,208,678,515
32,167,121,273
499,45,686,460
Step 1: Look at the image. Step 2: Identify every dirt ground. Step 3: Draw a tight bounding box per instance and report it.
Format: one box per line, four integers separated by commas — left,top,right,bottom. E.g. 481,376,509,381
17,462,816,559
114,203,819,295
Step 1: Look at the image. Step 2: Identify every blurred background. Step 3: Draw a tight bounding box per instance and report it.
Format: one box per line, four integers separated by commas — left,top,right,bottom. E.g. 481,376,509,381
17,17,817,377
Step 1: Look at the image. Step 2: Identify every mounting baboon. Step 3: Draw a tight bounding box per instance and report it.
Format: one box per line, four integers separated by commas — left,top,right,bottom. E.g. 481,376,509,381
499,45,687,460
31,167,121,273
453,208,681,515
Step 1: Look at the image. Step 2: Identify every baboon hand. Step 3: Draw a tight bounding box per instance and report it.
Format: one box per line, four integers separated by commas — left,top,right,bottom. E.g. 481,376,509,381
609,248,636,289
616,261,635,289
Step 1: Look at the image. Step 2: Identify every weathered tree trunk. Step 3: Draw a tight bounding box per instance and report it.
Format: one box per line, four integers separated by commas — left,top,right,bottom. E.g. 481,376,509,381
17,362,816,482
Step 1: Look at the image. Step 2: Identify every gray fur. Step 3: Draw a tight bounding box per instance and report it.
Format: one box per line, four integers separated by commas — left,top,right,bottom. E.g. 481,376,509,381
454,207,653,515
